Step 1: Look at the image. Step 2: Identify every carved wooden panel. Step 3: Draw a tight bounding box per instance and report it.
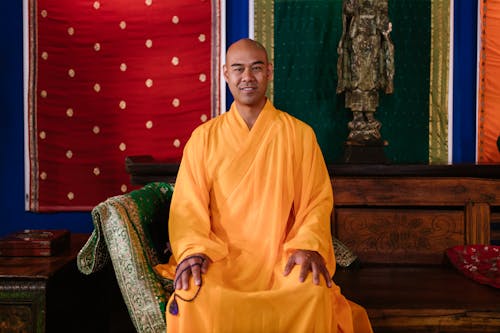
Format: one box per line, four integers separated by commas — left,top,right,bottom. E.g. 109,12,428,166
0,304,33,332
334,208,465,264
0,280,46,333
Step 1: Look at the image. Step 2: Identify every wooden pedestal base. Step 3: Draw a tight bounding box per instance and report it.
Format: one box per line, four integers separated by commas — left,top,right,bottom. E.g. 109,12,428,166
341,141,389,164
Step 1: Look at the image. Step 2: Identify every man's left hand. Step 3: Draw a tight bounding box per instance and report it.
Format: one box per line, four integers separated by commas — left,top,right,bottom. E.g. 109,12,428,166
283,250,332,287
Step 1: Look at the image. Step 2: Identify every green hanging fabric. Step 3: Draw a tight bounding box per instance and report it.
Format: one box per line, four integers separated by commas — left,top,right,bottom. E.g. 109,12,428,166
255,0,448,164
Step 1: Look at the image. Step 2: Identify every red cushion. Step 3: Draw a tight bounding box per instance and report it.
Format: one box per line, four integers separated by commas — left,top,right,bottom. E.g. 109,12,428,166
446,245,500,289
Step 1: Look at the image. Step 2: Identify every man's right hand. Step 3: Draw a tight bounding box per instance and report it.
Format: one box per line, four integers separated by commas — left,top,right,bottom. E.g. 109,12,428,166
174,253,211,290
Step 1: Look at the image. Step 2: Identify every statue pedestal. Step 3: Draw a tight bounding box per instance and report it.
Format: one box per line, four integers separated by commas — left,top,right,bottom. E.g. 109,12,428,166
341,140,389,164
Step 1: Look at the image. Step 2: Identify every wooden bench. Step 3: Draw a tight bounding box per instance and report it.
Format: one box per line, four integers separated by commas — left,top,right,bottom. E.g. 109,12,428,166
126,156,500,333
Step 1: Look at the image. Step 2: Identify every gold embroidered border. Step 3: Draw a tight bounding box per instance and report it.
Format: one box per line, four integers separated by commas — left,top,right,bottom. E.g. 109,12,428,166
254,0,275,100
27,0,39,210
429,0,451,164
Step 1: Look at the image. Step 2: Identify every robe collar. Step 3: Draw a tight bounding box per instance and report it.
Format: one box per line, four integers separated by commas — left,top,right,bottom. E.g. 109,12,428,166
228,99,280,135
213,99,282,206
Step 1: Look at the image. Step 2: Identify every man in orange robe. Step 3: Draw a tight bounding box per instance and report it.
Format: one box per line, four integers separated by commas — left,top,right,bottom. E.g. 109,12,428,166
155,38,373,333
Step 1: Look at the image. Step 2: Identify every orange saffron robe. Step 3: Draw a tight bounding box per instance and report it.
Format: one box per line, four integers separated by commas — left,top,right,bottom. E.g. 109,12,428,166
155,100,373,333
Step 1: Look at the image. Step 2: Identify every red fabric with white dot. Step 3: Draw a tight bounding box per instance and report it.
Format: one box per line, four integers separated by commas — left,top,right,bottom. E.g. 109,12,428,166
27,0,221,211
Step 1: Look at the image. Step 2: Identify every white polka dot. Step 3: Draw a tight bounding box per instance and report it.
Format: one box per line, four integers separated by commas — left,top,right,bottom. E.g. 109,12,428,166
173,139,181,148
93,1,100,9
120,63,127,71
40,90,47,98
41,10,47,18
66,150,73,159
93,126,100,134
67,27,75,36
199,73,207,82
67,192,75,200
145,0,152,6
145,79,153,88
68,69,75,78
40,172,47,180
94,83,101,92
66,108,74,117
119,142,126,151
119,100,127,109
41,52,48,60
94,43,101,51
146,120,153,129
172,98,180,107
119,21,126,29
93,167,100,176
172,16,179,24
171,57,179,66
200,114,208,122
145,39,153,48
39,131,46,139
198,34,206,42
121,184,128,193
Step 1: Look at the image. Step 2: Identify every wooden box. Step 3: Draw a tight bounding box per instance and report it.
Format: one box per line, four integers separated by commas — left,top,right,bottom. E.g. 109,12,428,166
0,229,70,256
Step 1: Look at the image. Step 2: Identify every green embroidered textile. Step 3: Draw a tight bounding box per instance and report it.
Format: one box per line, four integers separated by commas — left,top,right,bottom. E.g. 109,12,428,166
78,182,174,333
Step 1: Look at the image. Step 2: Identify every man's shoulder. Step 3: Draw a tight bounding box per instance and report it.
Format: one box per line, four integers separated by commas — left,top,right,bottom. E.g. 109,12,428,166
190,113,227,137
276,109,316,137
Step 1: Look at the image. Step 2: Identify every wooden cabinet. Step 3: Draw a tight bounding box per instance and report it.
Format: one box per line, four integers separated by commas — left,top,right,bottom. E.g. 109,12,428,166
0,234,116,333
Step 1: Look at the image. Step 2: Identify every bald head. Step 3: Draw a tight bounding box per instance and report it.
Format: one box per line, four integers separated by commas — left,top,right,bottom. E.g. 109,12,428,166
226,38,269,64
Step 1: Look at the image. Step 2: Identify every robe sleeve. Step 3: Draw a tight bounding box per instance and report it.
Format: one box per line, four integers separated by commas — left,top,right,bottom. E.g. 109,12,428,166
283,124,336,272
168,127,229,264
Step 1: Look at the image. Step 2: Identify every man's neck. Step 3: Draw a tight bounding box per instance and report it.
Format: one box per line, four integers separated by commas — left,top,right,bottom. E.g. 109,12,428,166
235,100,266,130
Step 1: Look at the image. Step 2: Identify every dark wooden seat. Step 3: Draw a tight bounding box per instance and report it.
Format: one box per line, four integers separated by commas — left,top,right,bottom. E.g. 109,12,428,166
125,156,500,333
334,266,500,332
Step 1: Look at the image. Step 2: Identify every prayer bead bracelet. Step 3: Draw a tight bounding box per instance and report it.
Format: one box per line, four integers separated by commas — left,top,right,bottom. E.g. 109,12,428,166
169,255,206,316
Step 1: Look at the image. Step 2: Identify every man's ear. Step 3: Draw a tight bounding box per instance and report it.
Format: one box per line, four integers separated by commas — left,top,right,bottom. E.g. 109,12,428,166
267,63,274,80
223,64,229,82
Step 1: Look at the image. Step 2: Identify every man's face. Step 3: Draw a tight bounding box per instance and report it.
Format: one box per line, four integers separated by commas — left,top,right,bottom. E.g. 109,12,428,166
223,42,273,109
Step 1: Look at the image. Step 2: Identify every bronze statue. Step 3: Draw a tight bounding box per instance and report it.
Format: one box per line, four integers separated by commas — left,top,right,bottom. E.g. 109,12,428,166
337,0,394,145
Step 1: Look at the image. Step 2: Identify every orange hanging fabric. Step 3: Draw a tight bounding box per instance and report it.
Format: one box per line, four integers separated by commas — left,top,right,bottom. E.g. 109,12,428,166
478,0,500,162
